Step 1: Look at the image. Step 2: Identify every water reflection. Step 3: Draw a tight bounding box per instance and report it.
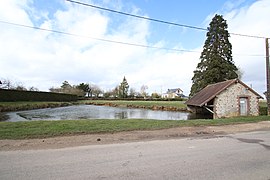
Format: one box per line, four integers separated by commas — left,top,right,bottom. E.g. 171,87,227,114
4,105,211,122
115,111,128,119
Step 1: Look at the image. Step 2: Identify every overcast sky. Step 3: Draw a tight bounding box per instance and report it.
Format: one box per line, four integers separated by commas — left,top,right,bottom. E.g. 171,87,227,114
0,0,269,96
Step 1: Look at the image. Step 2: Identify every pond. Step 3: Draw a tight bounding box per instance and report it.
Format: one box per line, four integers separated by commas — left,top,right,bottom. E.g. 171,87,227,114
3,105,211,122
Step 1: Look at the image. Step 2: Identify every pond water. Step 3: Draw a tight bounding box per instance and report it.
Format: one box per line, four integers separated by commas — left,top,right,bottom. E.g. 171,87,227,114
3,105,211,122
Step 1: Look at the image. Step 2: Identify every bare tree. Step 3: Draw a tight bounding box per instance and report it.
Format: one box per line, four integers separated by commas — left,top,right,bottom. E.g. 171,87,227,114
49,87,61,93
112,86,119,97
129,87,137,98
236,66,244,80
92,85,103,97
14,81,27,91
29,86,39,91
15,85,27,91
0,78,13,89
140,85,148,98
0,78,28,90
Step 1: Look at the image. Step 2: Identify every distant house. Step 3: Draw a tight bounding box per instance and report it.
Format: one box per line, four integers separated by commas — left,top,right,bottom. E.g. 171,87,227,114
162,88,184,99
186,79,263,119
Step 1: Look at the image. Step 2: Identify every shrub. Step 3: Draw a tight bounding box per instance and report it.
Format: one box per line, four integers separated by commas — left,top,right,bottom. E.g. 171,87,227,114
259,106,267,115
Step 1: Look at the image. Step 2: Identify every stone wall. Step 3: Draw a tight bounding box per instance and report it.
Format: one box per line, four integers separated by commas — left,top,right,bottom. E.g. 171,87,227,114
214,82,259,118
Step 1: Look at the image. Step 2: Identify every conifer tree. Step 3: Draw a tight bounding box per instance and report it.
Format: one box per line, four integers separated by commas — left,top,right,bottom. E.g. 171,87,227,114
118,76,129,98
190,14,238,97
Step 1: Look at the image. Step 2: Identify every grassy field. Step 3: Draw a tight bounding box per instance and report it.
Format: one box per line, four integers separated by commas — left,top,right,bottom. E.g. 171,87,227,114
0,116,269,139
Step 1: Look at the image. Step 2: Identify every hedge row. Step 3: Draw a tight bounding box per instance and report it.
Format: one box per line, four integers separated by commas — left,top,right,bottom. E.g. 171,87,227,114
0,89,78,102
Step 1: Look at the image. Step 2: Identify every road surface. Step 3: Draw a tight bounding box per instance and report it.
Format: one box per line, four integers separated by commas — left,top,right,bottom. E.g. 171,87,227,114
0,131,270,180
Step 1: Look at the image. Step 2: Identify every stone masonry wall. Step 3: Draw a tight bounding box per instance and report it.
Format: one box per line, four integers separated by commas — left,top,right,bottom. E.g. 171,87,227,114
214,82,259,118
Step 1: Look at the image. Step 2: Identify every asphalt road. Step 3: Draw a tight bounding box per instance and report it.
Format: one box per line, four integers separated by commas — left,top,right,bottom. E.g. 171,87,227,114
0,131,270,180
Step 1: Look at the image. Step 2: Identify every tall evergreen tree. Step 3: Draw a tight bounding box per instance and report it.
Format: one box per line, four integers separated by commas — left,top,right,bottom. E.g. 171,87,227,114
118,76,129,98
190,14,238,97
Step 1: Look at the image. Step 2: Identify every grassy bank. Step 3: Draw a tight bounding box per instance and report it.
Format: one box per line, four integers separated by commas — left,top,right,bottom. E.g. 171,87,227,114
0,116,269,140
81,100,187,111
81,100,186,108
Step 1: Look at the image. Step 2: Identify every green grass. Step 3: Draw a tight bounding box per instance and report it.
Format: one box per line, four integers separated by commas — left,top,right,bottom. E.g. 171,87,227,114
81,100,187,108
0,116,269,140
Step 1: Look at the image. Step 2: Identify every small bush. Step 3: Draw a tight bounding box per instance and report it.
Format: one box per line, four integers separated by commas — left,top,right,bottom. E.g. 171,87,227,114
259,106,267,115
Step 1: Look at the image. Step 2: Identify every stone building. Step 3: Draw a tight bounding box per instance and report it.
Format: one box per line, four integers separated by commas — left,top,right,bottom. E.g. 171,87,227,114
186,79,263,119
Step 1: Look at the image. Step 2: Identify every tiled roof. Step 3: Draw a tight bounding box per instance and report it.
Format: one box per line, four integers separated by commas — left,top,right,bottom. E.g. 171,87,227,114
185,79,263,107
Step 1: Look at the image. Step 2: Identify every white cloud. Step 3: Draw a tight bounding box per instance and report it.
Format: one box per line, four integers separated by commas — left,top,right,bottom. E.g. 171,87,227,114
224,0,270,96
0,0,269,97
0,0,32,25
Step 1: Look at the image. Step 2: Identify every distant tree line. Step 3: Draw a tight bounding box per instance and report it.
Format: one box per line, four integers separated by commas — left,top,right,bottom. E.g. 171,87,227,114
0,78,39,92
49,81,103,97
48,77,153,99
1,77,160,99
